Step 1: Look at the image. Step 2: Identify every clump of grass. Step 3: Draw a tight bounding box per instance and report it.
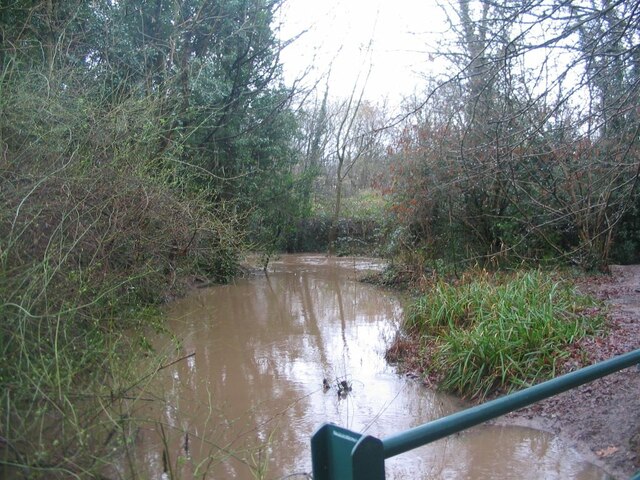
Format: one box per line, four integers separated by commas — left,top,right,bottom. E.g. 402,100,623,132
406,270,604,399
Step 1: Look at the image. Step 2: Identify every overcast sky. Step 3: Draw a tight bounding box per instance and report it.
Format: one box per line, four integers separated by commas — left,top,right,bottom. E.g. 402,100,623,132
277,0,449,103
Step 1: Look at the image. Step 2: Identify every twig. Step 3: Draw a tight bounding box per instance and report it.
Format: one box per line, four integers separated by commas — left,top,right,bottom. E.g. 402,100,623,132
157,352,196,372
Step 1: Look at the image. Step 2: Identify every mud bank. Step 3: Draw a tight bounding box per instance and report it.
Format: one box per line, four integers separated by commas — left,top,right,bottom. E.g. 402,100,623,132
496,265,640,479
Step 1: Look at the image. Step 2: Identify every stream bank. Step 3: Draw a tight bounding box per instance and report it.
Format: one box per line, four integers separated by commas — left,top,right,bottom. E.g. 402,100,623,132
390,265,640,479
498,265,640,479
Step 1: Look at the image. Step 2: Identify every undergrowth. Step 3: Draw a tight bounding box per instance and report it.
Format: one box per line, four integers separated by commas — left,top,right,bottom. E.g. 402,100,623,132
406,270,604,399
0,67,244,478
0,164,243,478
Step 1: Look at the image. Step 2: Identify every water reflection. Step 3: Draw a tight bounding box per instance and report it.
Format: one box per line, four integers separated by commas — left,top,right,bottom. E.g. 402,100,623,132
128,254,608,480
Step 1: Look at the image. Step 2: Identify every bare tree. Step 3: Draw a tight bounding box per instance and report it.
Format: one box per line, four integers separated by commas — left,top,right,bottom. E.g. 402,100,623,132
326,83,383,253
394,0,640,268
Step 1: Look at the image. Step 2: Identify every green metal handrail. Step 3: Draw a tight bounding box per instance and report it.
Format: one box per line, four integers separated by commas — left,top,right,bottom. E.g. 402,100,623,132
311,348,640,480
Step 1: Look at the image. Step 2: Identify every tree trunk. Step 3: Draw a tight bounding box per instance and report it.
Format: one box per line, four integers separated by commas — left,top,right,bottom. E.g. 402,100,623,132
328,159,345,254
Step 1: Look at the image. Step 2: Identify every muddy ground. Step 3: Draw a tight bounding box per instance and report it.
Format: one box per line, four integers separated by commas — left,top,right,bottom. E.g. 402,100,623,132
494,265,640,479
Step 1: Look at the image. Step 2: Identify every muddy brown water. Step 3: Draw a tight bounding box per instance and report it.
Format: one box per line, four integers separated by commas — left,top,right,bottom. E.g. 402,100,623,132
125,254,610,479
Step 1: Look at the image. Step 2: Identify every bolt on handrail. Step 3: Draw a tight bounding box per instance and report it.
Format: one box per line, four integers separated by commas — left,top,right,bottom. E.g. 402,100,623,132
311,348,640,480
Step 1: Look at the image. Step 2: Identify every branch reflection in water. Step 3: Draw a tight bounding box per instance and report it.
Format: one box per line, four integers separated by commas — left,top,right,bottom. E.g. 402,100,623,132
121,254,609,480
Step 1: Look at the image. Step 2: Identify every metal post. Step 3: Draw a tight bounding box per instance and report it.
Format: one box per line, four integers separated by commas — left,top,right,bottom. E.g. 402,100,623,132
352,435,385,480
311,424,385,479
311,424,361,480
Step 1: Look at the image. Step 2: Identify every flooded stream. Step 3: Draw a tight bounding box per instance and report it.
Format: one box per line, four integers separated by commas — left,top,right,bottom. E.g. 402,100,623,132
127,254,609,479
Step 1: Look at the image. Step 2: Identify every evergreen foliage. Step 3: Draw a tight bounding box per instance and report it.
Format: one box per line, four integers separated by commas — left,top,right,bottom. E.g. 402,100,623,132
0,0,305,476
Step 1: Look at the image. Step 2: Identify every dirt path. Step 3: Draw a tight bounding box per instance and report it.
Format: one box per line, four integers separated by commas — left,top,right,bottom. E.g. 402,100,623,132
496,265,640,479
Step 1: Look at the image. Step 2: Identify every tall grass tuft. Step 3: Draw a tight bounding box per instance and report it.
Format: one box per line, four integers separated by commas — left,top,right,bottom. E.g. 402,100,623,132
406,270,604,399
